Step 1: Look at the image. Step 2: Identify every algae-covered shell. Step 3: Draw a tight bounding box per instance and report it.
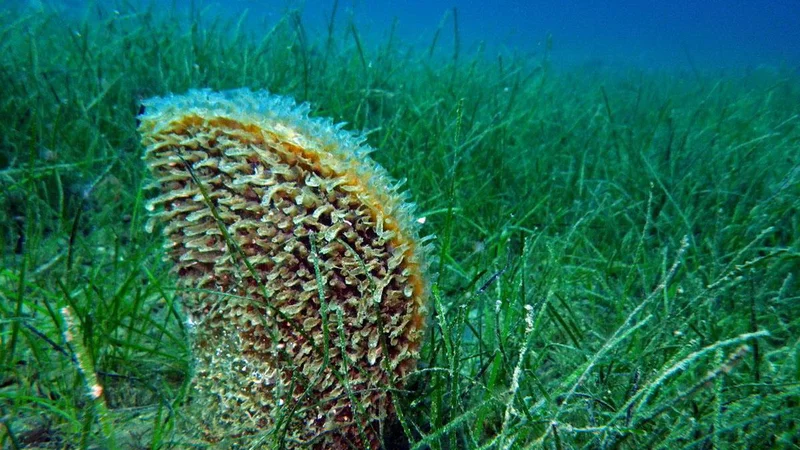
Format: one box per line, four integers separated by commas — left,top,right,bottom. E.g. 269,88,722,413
139,89,428,448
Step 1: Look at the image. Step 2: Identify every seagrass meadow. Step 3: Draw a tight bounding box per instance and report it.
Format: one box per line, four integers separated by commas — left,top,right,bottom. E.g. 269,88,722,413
1,2,799,449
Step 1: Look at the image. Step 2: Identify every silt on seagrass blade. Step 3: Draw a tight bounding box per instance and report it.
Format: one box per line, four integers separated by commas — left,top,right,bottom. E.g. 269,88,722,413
139,89,429,449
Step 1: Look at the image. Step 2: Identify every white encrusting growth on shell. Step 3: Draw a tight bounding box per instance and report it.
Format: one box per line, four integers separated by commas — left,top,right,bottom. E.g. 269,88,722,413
140,89,429,449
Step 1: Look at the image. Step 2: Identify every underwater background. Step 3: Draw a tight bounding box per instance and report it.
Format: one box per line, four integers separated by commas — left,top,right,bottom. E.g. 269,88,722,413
23,0,800,69
2,0,799,448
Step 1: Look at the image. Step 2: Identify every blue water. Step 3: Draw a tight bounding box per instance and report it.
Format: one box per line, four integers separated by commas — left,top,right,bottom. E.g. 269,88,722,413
392,1,797,68
26,0,800,71
303,0,800,70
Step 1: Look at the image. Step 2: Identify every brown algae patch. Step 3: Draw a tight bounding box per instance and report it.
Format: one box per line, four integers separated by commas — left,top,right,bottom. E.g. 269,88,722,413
139,89,429,448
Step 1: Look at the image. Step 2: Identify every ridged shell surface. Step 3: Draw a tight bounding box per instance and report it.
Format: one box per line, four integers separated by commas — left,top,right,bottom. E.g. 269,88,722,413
139,89,428,448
